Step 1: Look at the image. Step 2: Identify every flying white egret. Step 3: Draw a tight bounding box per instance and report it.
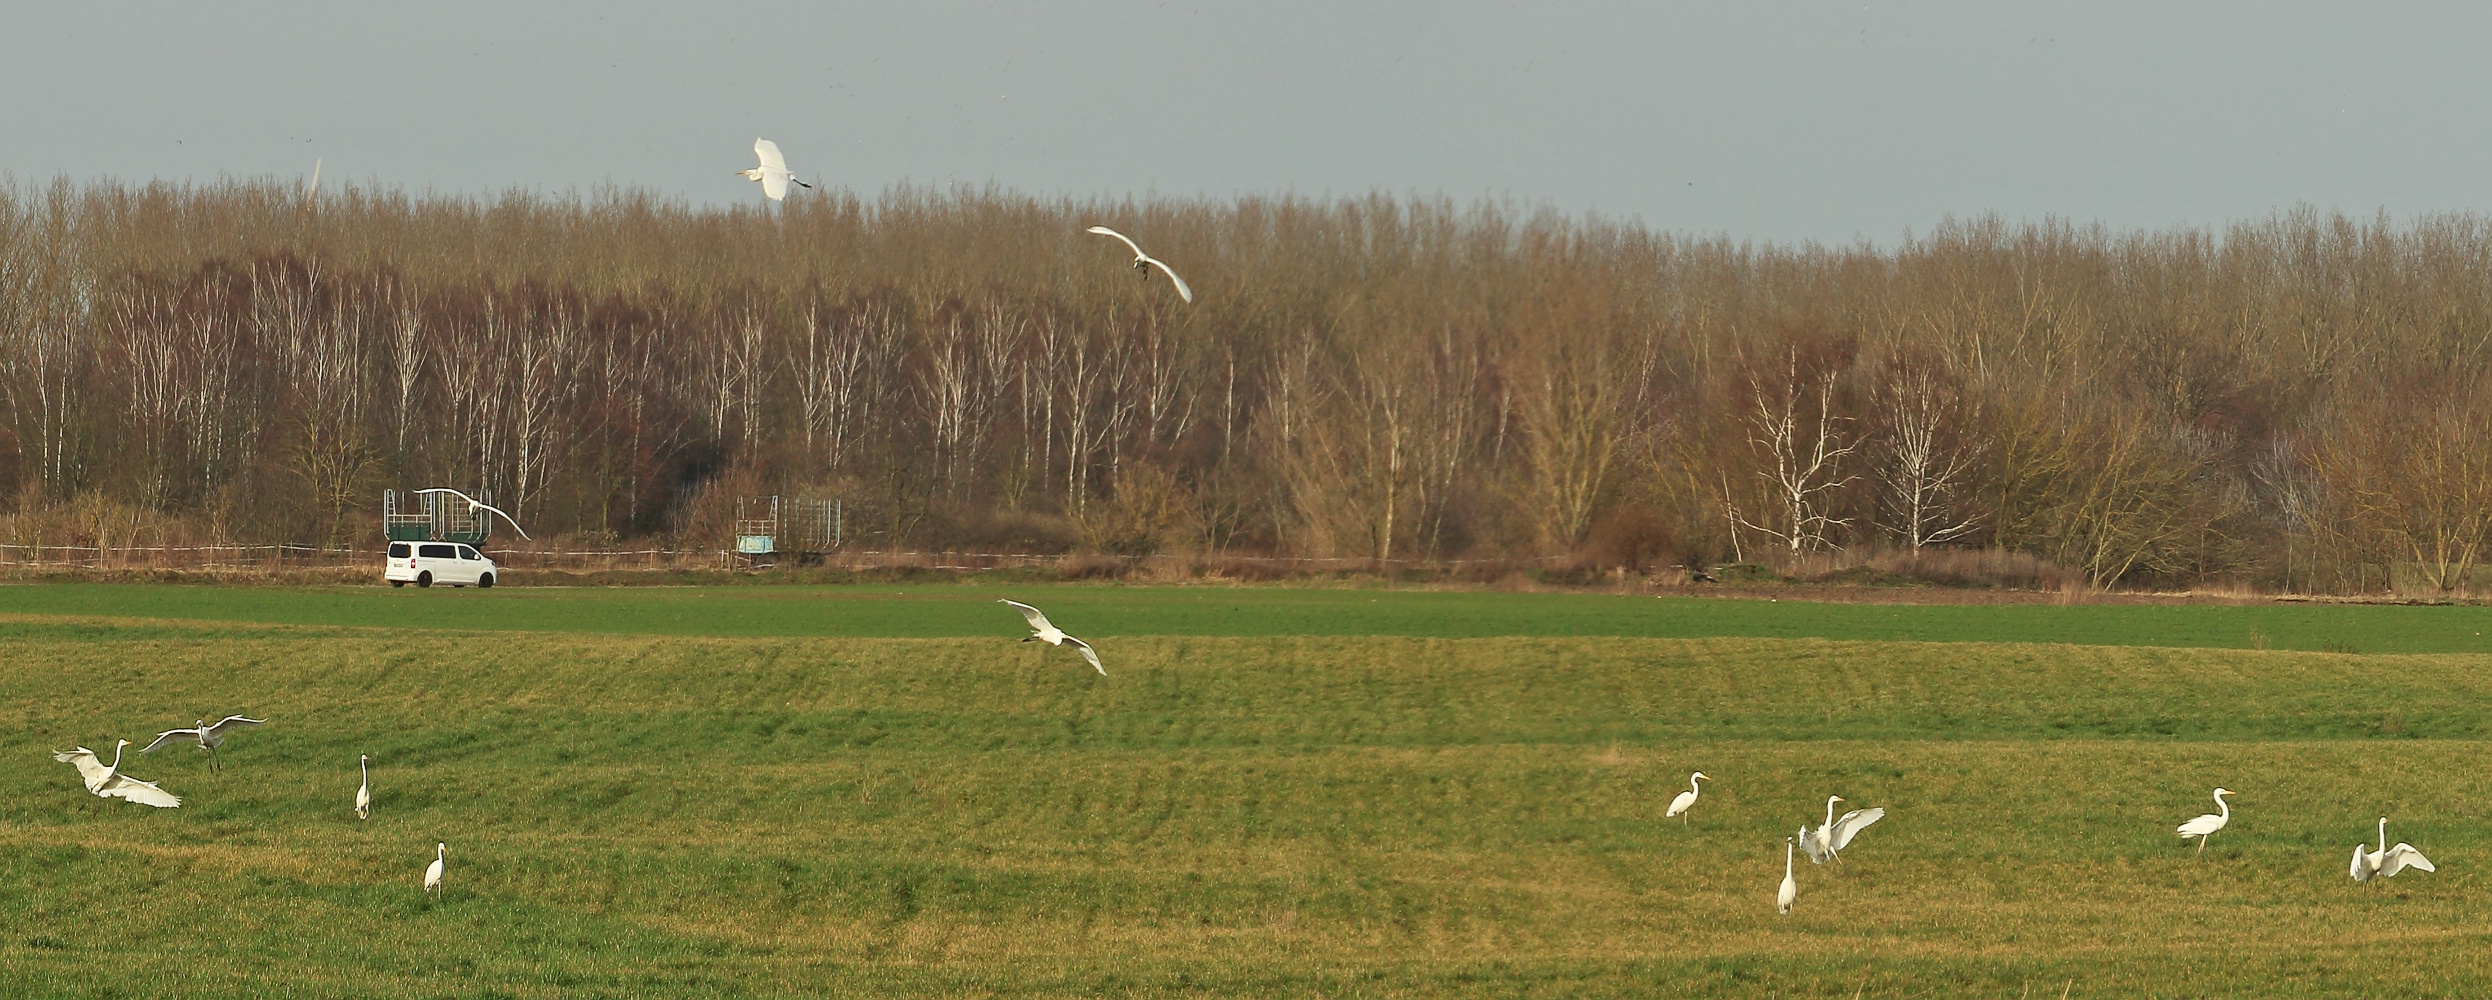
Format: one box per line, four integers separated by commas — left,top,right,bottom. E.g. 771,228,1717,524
1777,837,1797,915
1665,771,1710,824
2350,816,2434,882
423,842,446,898
412,488,531,540
355,754,371,821
1085,226,1194,303
2176,787,2235,857
738,138,813,202
999,599,1105,675
1799,794,1885,866
52,740,182,808
139,714,266,771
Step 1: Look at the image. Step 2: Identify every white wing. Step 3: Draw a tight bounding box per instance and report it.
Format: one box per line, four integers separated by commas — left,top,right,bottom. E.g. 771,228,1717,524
1776,873,1795,914
1000,599,1054,633
1666,790,1699,818
139,729,198,754
762,171,790,201
54,748,111,791
99,773,181,808
1065,635,1105,675
1086,225,1144,258
1142,256,1194,303
2351,843,2375,881
754,138,789,172
1798,825,1831,865
2379,844,2435,877
2177,812,2225,837
356,783,372,819
203,715,266,738
424,858,445,890
1827,807,1885,851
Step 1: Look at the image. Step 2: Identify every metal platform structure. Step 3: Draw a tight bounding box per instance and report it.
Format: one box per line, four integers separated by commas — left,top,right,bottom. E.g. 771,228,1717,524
735,495,842,565
383,488,500,546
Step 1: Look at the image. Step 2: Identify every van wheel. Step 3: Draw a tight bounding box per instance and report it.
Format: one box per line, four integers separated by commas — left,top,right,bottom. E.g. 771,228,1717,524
416,572,432,588
479,573,495,589
391,580,406,588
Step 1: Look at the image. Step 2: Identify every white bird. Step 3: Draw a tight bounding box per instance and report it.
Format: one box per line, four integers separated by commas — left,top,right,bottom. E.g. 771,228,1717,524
423,843,447,898
738,138,813,202
1799,794,1885,866
52,740,181,808
999,599,1104,675
1085,226,1194,303
2350,816,2434,882
412,488,531,540
1666,771,1710,824
1777,837,1798,915
355,753,371,821
2176,787,2235,857
139,714,266,771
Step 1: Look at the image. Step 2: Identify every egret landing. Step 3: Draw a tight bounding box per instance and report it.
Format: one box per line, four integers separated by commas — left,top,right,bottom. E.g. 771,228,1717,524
1000,599,1105,675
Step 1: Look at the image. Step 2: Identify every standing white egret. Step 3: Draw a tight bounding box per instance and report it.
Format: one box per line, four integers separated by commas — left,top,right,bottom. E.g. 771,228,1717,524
1085,226,1194,303
1665,772,1710,824
1777,837,1798,915
52,740,182,808
355,754,371,821
2175,787,2235,857
2350,816,2434,882
999,599,1105,675
1799,795,1885,866
139,714,266,771
738,138,813,202
423,843,447,898
412,488,531,540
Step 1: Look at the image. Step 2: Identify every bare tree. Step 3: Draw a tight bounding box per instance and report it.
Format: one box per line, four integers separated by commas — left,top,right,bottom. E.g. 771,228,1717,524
1873,357,1984,550
1731,346,1859,554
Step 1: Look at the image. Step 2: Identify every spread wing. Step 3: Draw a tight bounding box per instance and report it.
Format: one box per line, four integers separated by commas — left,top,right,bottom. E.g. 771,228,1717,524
1086,225,1143,258
2379,844,2435,877
1065,635,1105,675
754,138,789,172
2351,843,2375,881
1798,825,1831,864
1142,256,1194,303
54,748,111,791
100,774,181,808
139,729,198,754
1666,790,1698,817
1828,807,1885,851
204,715,266,738
762,171,790,201
1000,599,1053,633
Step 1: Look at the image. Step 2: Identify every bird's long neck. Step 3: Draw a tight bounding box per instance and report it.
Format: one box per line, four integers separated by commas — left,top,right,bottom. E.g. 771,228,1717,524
361,759,370,781
2214,794,2229,821
1824,797,1840,827
1785,841,1794,875
105,743,124,775
1689,775,1703,795
2377,818,2387,853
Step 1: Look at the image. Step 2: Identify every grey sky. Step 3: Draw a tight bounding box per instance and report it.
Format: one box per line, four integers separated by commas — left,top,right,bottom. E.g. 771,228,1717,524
6,2,2487,245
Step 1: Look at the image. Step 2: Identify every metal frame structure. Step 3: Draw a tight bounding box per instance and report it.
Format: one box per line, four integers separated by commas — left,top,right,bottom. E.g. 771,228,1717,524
734,495,842,565
383,488,498,546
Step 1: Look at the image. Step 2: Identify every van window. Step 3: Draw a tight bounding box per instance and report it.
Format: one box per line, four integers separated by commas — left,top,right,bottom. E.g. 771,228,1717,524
388,543,410,558
458,546,480,561
418,544,455,559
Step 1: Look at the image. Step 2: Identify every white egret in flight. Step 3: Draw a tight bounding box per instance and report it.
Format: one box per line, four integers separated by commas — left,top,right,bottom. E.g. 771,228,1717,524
412,488,531,540
53,741,182,808
1777,837,1797,915
999,599,1105,675
739,138,813,201
1799,795,1885,866
2176,787,2235,857
139,714,266,771
424,843,447,898
1085,226,1194,303
1665,771,1709,824
2350,816,2434,882
355,754,372,821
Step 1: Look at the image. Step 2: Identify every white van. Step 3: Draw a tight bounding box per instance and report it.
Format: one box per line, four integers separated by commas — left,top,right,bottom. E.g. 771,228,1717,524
385,541,499,588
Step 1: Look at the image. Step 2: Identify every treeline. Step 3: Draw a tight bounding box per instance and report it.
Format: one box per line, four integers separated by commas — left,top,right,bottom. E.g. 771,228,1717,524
2,177,2489,592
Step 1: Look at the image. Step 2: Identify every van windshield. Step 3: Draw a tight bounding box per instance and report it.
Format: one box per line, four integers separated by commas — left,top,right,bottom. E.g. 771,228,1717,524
458,546,479,560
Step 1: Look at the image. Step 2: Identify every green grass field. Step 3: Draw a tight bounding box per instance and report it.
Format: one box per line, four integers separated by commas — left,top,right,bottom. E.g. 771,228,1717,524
4,583,2491,997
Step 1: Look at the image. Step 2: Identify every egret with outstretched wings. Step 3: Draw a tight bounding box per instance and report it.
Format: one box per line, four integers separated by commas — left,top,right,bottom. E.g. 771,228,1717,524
739,138,813,202
1085,226,1194,303
999,599,1105,675
1800,794,1885,866
2351,816,2434,882
53,740,181,808
140,714,266,770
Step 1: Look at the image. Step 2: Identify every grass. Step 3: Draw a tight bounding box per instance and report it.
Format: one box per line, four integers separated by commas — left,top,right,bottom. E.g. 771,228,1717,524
6,581,2492,652
4,590,2492,996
